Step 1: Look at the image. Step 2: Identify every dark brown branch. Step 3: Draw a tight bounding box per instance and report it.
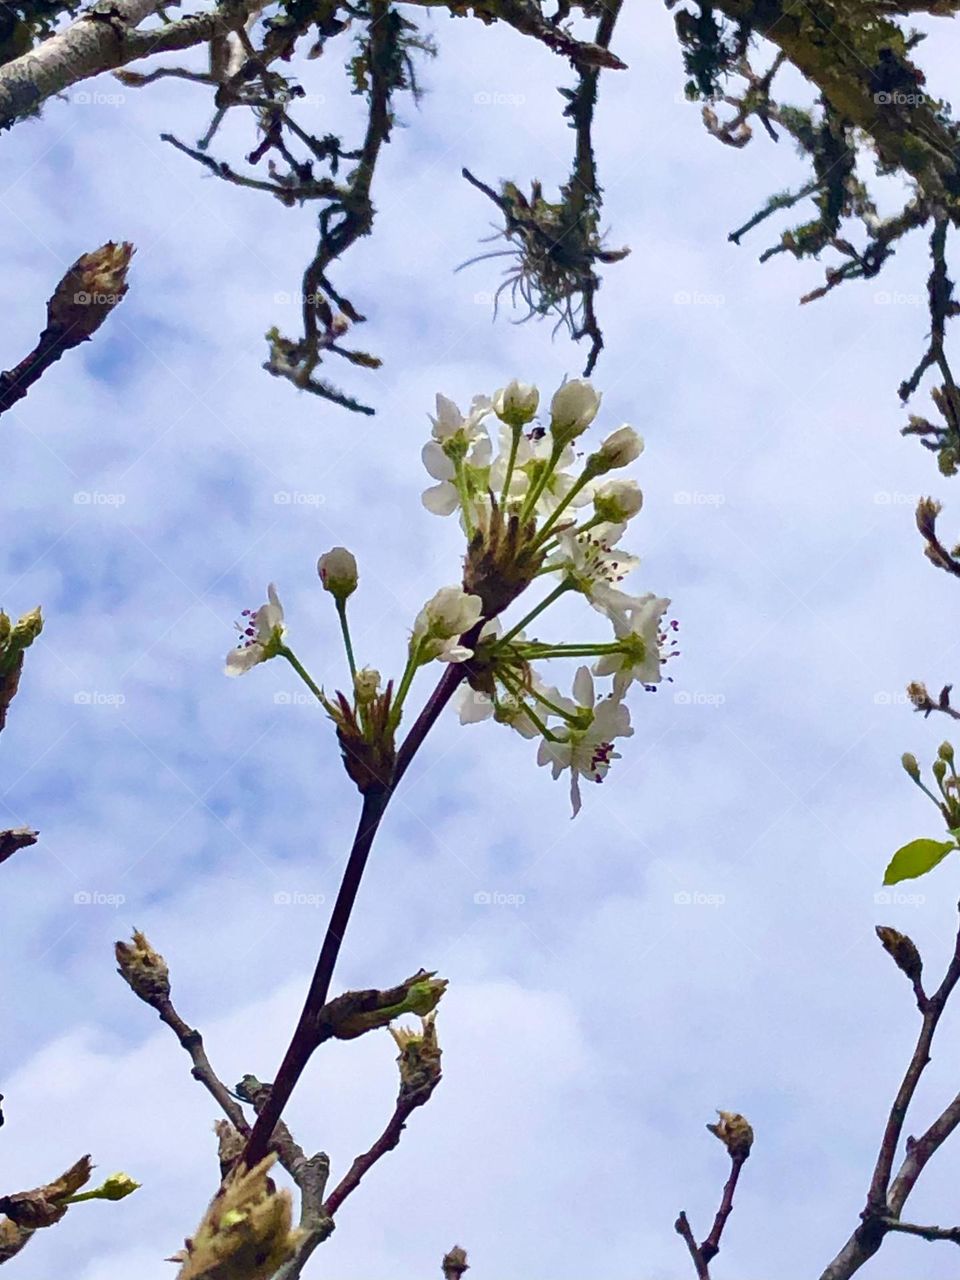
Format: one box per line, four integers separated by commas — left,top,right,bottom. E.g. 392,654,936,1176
675,1211,710,1280
700,1153,748,1263
154,994,251,1136
241,639,476,1169
0,827,38,866
819,904,960,1279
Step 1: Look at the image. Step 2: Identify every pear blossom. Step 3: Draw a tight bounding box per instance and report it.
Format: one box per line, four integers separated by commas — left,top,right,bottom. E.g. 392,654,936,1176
517,432,594,516
493,380,539,426
594,593,671,696
429,392,491,444
411,587,483,663
226,584,285,676
549,378,601,446
421,431,493,517
318,547,358,600
548,527,640,601
536,667,633,816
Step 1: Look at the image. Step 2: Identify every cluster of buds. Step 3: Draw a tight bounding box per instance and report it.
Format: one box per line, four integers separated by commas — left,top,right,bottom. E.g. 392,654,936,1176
901,742,960,831
0,605,42,730
172,1155,301,1280
224,376,675,815
706,1110,754,1161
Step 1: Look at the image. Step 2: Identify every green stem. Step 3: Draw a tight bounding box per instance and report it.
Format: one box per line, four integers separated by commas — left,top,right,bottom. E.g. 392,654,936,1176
519,441,565,523
534,469,596,547
498,672,562,740
280,646,325,704
454,461,475,537
336,599,357,681
495,581,573,648
499,424,523,507
390,644,422,731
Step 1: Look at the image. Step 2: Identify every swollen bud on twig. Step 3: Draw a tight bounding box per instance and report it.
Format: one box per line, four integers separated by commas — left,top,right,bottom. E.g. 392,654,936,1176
442,1245,469,1280
390,1011,442,1103
47,242,135,345
64,1172,140,1204
939,742,955,765
115,930,171,1006
321,971,448,1040
876,925,924,988
707,1110,754,1160
172,1155,302,1280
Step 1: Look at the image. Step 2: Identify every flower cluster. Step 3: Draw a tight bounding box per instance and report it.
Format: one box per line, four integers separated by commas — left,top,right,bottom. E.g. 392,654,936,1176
224,377,675,815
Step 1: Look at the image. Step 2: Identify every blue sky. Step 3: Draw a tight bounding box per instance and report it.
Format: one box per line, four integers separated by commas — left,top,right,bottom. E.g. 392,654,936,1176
3,6,960,1278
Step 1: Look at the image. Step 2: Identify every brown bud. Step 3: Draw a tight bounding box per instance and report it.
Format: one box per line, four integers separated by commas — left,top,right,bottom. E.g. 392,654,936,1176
707,1110,753,1160
115,929,170,1006
442,1245,469,1279
0,1155,92,1229
46,242,134,345
876,925,923,987
462,499,544,617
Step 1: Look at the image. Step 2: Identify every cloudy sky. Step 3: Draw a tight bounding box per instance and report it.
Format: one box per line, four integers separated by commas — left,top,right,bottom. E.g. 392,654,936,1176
3,6,960,1279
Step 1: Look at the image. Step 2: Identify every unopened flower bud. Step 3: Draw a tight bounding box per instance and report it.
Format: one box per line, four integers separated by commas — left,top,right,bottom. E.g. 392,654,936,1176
549,379,601,446
115,929,170,1006
594,479,643,523
493,380,539,427
933,759,947,785
901,752,921,781
707,1110,753,1160
593,425,643,472
354,667,381,704
66,1172,140,1204
390,1011,443,1100
412,587,482,663
318,547,358,602
906,682,930,710
939,742,955,765
10,607,42,648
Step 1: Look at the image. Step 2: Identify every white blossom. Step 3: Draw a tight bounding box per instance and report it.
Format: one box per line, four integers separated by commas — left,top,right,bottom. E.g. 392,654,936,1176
317,547,358,600
493,380,539,426
225,584,285,676
412,587,483,663
594,425,643,470
594,594,671,696
536,667,633,816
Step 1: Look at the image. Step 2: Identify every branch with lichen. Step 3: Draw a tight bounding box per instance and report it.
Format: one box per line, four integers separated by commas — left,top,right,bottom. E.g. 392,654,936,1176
0,242,133,418
671,0,960,449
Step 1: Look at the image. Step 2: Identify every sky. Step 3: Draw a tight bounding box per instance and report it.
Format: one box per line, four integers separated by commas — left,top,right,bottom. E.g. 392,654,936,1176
2,5,960,1279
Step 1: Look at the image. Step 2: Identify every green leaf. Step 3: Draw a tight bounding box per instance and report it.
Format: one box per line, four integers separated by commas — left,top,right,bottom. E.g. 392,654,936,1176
884,838,958,885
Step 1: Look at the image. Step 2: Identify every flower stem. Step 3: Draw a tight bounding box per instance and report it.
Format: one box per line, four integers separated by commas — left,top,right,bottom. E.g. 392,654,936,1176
499,424,522,507
495,581,573,649
533,470,594,547
281,646,324,704
519,441,564,523
336,600,357,681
